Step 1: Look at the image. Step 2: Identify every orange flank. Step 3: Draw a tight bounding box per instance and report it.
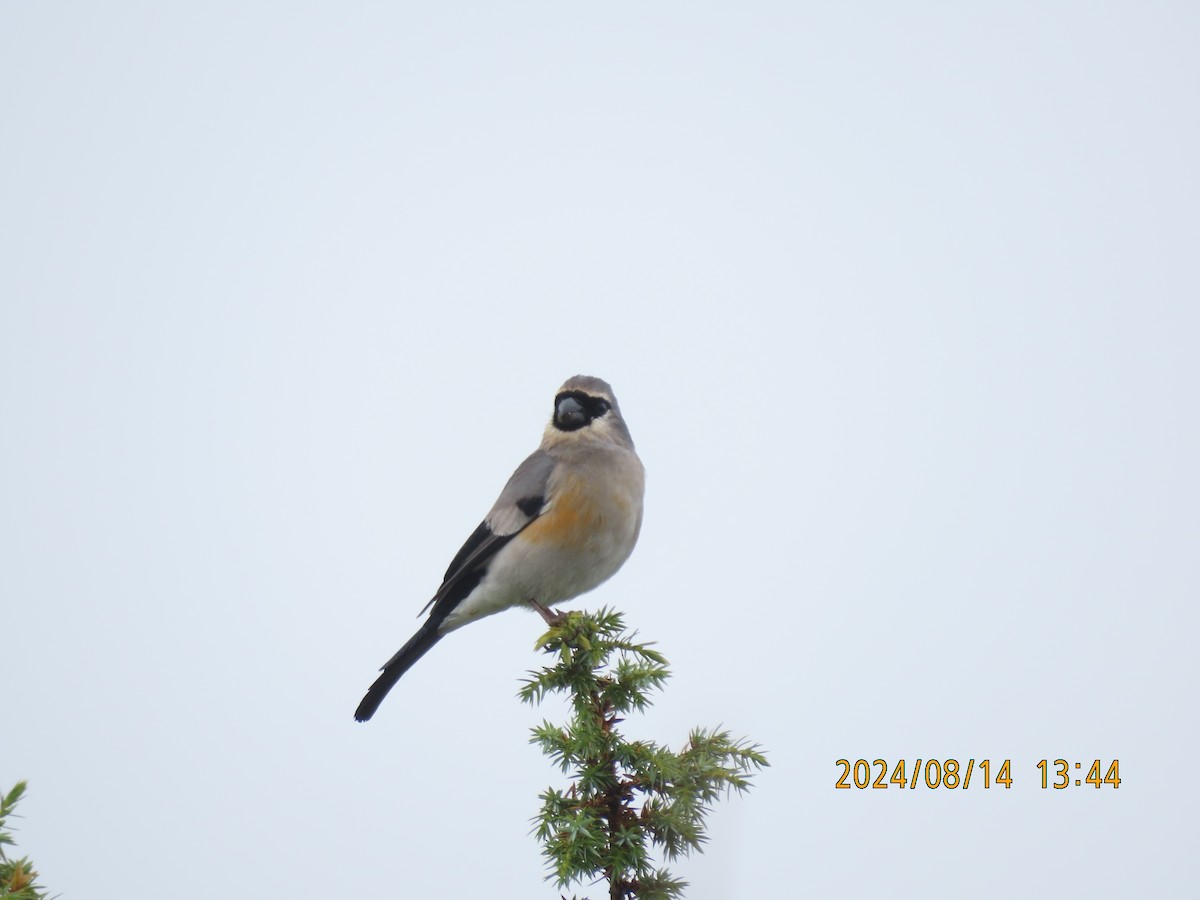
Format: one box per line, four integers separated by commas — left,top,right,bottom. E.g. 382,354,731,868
521,477,604,548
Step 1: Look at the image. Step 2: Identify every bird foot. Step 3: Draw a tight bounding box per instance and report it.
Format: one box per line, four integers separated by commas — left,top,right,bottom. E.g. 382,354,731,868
528,599,567,627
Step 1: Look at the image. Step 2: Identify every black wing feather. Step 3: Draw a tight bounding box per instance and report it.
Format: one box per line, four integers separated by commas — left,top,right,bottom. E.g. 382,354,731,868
355,450,555,721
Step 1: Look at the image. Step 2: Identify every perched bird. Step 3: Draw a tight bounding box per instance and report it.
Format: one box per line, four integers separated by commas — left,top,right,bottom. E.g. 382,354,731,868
355,375,645,722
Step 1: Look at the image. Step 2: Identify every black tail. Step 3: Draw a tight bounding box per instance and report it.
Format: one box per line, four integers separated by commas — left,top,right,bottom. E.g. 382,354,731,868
354,618,443,722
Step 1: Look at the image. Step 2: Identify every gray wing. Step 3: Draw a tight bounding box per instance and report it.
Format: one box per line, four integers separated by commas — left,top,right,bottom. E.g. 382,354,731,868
418,450,556,622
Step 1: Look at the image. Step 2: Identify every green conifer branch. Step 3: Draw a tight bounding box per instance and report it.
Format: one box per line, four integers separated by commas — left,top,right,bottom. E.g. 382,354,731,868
0,782,50,900
520,609,768,899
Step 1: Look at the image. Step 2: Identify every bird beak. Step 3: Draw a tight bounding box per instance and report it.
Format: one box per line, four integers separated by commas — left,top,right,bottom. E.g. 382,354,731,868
555,396,587,430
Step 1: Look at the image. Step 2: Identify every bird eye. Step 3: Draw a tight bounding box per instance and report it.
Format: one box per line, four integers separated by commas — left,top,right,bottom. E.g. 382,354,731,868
593,399,611,415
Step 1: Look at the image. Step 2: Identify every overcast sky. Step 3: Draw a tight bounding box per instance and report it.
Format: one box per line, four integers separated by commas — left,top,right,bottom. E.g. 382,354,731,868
2,3,1197,898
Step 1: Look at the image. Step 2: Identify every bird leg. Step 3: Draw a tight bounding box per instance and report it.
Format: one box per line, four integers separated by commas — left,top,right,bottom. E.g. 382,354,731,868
528,598,566,627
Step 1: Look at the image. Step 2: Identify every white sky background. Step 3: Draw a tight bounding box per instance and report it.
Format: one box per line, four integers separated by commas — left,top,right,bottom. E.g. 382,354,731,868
2,2,1197,897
